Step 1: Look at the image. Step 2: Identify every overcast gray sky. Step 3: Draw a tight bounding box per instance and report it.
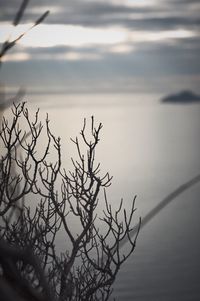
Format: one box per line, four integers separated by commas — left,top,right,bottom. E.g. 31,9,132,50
0,0,199,94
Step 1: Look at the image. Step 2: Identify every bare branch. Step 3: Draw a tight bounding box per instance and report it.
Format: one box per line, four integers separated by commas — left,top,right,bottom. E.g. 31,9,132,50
0,104,140,301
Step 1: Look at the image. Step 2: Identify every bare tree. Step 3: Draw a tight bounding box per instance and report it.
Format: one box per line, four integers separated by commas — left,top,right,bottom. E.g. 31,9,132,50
0,102,140,301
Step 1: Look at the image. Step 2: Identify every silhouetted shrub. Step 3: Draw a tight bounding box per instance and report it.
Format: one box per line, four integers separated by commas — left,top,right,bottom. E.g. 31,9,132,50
0,102,140,301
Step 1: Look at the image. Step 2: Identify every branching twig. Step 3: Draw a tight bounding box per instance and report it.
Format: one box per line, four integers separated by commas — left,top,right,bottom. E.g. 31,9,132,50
0,103,140,301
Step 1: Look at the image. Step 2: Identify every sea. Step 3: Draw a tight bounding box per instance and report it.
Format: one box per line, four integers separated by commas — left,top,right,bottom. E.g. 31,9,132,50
4,92,200,300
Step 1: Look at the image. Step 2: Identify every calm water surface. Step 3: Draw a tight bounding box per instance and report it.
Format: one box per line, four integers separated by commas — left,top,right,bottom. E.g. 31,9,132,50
6,93,200,300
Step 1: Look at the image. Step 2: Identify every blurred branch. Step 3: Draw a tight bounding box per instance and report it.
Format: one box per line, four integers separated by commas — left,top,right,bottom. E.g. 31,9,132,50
0,0,49,112
0,87,25,111
0,238,53,301
0,0,49,64
13,0,30,26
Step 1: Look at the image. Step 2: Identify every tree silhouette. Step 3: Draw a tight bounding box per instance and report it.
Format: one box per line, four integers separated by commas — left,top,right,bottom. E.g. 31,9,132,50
0,102,140,300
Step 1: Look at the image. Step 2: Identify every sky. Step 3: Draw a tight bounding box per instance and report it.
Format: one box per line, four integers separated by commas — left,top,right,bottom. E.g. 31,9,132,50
0,0,200,94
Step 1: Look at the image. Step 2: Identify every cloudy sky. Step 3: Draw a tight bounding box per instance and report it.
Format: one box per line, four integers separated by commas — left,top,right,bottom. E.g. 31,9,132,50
0,0,199,94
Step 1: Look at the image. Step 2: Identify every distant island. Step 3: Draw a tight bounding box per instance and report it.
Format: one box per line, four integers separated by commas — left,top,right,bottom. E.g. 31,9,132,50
161,90,200,103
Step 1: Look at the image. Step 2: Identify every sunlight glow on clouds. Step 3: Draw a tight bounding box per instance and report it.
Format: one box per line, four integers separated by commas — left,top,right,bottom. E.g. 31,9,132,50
129,29,196,42
0,23,196,49
0,22,197,62
126,0,157,7
26,6,62,14
1,52,31,62
108,43,134,54
4,24,128,48
32,51,102,61
104,0,157,7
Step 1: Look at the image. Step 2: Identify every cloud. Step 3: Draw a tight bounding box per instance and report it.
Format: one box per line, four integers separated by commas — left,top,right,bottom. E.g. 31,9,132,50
1,57,200,95
1,21,196,51
1,0,199,32
0,0,199,94
1,51,30,62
